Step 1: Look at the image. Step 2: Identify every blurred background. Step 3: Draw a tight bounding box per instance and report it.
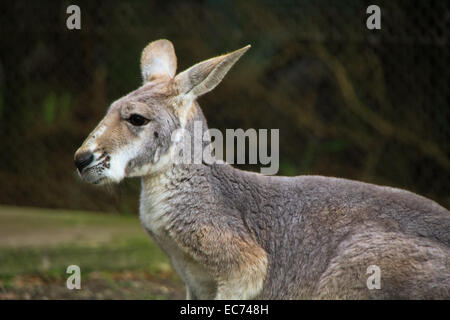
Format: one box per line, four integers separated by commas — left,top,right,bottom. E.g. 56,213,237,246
0,0,448,299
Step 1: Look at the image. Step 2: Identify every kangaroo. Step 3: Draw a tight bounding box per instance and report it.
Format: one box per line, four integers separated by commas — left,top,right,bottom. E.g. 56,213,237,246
74,39,450,299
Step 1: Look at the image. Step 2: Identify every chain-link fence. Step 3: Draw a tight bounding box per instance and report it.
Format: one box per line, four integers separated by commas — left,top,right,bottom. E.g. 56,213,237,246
0,0,448,213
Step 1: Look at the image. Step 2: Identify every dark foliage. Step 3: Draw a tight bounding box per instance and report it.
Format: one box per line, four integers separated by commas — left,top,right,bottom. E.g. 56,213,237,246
0,0,448,213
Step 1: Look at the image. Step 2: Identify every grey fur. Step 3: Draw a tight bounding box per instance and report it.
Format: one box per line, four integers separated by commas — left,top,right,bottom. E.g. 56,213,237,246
76,40,450,300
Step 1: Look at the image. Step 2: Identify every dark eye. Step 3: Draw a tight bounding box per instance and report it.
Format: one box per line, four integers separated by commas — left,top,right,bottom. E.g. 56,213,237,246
127,114,150,126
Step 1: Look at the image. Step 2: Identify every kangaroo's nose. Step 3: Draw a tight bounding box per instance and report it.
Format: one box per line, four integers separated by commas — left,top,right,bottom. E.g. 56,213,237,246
74,151,94,172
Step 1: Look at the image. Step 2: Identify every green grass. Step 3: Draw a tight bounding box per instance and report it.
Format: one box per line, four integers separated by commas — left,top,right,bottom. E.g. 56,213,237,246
0,237,171,280
0,206,183,299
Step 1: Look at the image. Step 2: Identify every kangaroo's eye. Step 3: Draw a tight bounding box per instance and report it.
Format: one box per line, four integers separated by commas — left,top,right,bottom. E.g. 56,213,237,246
127,114,150,126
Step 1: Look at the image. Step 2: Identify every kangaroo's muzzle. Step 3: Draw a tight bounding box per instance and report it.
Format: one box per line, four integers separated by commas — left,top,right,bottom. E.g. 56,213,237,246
74,151,94,173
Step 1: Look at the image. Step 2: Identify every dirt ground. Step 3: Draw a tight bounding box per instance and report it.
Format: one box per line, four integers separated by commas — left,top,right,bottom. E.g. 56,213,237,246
0,206,185,300
0,271,184,300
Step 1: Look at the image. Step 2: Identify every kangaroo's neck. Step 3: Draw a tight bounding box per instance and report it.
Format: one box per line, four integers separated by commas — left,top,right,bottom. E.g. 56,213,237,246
140,159,268,243
139,103,265,239
140,162,222,212
139,162,213,240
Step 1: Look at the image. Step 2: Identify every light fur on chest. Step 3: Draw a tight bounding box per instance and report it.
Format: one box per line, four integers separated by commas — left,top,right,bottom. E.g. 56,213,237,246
139,172,268,300
138,173,217,298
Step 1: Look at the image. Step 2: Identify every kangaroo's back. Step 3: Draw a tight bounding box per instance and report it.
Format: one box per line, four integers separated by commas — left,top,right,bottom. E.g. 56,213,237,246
213,167,450,299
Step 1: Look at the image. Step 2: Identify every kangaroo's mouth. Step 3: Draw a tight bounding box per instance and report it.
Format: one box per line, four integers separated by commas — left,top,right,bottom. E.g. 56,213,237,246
78,164,110,185
92,177,108,185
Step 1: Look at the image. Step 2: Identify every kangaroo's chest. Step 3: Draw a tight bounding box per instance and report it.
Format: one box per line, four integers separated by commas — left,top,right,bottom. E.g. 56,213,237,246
139,186,217,299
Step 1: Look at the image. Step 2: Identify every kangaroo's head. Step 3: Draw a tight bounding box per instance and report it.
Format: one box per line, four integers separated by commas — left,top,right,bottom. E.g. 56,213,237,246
74,39,250,184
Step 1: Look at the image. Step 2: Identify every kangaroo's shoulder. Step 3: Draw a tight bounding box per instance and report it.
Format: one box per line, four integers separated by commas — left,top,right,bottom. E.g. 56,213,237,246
296,175,448,215
248,172,448,214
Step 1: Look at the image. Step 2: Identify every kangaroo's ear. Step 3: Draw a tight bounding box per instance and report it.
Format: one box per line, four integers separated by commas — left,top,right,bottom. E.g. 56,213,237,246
175,45,250,98
141,39,177,82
